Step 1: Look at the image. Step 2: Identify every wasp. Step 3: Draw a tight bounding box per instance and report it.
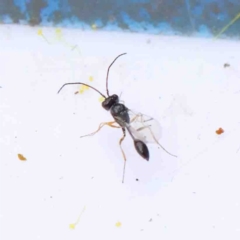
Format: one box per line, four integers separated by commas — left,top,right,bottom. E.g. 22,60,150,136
58,53,176,182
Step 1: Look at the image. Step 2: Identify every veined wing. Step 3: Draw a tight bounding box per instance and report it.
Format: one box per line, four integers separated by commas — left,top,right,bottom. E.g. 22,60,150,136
127,111,162,144
127,110,177,157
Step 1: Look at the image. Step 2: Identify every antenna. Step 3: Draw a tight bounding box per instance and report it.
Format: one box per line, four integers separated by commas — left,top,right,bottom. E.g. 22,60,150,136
106,53,127,96
57,82,106,98
122,160,126,183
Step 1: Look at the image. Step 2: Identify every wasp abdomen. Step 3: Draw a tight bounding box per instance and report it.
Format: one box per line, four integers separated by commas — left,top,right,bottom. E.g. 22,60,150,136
134,140,149,161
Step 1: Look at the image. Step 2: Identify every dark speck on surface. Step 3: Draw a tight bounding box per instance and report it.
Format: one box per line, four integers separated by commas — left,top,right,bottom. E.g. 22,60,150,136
224,63,230,68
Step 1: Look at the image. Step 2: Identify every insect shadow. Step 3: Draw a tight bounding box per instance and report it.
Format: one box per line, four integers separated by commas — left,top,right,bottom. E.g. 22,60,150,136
58,53,177,183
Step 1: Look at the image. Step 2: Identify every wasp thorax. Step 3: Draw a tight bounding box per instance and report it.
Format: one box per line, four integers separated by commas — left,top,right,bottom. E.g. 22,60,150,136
110,103,127,117
102,94,119,110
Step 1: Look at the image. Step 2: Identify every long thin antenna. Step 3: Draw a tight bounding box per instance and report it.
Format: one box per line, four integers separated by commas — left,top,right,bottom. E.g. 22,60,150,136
57,82,106,98
106,53,127,97
122,160,126,183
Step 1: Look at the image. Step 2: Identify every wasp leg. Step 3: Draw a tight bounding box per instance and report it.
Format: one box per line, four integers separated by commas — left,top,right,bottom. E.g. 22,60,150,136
119,128,127,183
119,128,126,161
80,121,120,138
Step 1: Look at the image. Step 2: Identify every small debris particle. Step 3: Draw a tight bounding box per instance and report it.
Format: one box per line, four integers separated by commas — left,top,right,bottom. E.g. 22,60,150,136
216,127,224,135
149,218,152,222
69,206,86,230
136,178,139,181
37,29,50,44
146,39,151,44
89,76,94,82
98,96,105,102
69,223,75,229
223,63,230,68
115,222,122,227
91,24,97,30
74,91,79,94
37,29,43,36
79,85,89,94
18,154,27,161
55,28,62,40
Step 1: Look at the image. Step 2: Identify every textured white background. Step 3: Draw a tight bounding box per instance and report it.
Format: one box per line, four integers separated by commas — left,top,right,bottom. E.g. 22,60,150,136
1,25,240,240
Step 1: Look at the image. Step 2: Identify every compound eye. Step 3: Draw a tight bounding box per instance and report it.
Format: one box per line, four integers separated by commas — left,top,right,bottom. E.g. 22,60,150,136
102,95,119,110
102,99,111,110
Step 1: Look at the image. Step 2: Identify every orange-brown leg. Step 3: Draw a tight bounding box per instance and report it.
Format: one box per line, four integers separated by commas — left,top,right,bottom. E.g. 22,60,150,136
119,128,126,161
80,121,120,138
119,128,127,183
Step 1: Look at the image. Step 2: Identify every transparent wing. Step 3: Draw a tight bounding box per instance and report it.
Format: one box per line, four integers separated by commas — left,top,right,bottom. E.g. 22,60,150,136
127,110,162,144
127,110,177,158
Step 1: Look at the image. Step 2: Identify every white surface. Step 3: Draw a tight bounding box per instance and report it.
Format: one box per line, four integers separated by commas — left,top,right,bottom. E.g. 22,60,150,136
1,24,240,240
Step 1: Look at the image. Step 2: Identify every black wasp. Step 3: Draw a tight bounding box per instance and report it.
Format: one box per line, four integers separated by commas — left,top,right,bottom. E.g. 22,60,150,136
58,53,177,182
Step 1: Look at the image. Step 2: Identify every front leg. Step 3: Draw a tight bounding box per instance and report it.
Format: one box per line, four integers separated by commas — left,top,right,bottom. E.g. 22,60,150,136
80,121,120,138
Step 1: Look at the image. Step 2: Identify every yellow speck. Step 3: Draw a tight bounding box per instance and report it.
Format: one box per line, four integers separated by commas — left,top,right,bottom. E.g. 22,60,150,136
69,206,86,229
37,29,43,36
98,96,105,102
56,28,61,33
91,24,97,30
55,28,62,40
115,222,122,227
18,154,27,161
37,29,50,44
79,85,89,94
89,76,94,82
69,223,75,229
